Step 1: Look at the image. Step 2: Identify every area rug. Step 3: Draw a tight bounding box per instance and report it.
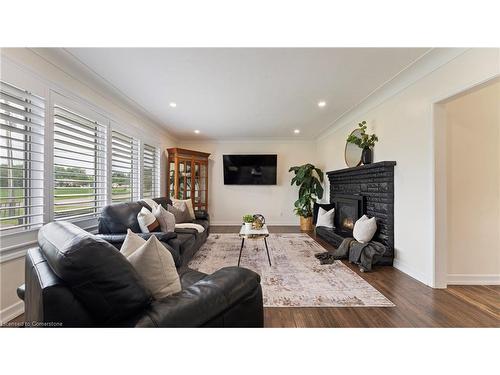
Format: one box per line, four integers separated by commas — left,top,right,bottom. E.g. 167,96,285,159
188,233,394,307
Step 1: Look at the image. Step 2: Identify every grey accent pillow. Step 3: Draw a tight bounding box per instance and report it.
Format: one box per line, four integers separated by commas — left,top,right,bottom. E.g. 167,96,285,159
154,205,175,232
167,202,192,224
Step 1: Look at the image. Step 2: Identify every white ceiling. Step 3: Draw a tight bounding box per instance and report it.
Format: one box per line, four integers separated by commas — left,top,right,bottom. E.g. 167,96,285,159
65,48,430,140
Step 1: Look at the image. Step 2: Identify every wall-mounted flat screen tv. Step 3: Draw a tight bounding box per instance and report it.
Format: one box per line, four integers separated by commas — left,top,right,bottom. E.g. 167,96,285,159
223,154,277,185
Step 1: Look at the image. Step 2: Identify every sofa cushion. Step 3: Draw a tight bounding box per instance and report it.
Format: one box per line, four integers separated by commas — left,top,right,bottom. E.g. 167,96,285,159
174,232,197,257
38,221,152,325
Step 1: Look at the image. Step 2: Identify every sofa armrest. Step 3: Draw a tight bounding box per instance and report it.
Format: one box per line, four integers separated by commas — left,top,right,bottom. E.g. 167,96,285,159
135,267,263,327
95,232,181,267
17,284,25,301
195,210,210,221
174,227,198,235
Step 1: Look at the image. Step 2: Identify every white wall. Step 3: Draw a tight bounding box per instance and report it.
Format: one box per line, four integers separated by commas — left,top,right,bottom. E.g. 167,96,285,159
444,81,500,284
0,48,177,323
315,48,500,287
178,140,316,225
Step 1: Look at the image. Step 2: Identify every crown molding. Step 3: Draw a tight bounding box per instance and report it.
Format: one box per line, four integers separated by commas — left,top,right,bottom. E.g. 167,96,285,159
179,137,316,144
28,48,179,142
315,48,469,141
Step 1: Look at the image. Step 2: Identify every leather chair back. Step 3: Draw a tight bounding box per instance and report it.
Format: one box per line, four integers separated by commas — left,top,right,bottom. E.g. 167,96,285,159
98,201,144,234
24,246,95,326
35,222,151,325
153,197,173,209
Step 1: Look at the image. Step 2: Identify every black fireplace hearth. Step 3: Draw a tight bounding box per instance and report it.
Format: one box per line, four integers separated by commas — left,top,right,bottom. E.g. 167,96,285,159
316,161,396,266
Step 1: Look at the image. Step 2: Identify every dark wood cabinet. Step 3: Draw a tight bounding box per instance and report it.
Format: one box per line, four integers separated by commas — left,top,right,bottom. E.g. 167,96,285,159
166,148,210,212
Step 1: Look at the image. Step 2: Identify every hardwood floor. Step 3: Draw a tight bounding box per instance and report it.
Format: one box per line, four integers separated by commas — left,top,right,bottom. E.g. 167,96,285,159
5,226,499,328
213,225,500,327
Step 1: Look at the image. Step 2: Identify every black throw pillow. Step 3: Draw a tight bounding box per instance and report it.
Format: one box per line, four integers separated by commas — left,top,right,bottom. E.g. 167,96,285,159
38,222,152,325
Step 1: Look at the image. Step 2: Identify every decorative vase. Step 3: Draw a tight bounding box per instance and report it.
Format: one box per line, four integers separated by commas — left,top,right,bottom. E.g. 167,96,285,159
361,147,373,164
300,216,313,231
244,222,253,231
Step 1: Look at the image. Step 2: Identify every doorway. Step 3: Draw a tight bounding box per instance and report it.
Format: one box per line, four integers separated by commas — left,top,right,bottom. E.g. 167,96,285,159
434,78,500,288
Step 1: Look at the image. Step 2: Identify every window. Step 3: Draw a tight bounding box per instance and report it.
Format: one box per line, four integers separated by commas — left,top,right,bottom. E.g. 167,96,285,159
53,104,107,221
0,81,45,234
142,143,159,198
111,130,139,202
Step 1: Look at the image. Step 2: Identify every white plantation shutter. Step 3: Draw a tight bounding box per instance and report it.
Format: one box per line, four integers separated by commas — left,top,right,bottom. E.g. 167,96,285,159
111,130,139,202
53,104,107,221
142,143,159,198
0,81,45,234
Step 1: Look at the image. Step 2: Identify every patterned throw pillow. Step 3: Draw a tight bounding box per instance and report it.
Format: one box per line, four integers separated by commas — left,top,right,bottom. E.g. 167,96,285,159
137,207,160,233
167,202,192,224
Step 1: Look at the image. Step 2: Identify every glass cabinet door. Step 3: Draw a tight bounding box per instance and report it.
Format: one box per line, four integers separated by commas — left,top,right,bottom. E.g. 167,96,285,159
168,159,175,199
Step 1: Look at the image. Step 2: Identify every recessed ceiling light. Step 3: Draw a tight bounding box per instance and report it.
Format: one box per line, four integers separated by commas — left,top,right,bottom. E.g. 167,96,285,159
318,101,326,108
194,130,200,134
294,129,300,134
169,102,177,108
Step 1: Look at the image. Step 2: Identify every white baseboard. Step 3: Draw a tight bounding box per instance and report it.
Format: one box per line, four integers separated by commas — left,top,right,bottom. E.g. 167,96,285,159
447,274,500,285
393,259,432,287
0,300,24,326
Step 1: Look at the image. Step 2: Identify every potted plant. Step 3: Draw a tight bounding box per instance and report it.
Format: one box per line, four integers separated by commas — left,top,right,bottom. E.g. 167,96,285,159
289,164,324,231
243,214,254,231
346,120,378,164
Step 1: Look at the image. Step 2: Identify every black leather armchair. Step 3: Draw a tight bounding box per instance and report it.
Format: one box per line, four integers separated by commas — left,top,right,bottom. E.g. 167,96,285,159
18,222,263,327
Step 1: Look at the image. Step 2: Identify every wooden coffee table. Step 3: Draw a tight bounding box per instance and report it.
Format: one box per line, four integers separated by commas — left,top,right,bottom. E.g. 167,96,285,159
238,224,271,267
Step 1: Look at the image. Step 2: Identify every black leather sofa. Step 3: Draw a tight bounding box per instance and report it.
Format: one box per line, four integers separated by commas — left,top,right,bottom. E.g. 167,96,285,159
97,197,209,268
17,221,264,327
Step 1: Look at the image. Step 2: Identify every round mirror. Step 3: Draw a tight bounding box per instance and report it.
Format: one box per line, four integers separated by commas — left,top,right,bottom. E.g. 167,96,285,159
345,129,362,167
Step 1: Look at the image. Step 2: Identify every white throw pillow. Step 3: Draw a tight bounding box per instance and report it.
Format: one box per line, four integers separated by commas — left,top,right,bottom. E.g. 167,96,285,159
121,229,146,256
154,205,176,233
353,215,377,243
171,198,195,220
142,198,159,211
137,207,157,233
122,233,181,299
175,223,205,233
316,207,335,228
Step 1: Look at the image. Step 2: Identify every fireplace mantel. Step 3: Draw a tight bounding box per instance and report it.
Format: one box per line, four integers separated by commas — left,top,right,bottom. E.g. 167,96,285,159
324,160,396,254
326,161,397,177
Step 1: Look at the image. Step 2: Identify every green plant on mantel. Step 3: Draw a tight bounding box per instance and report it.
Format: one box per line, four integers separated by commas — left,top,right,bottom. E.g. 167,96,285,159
346,121,379,149
289,164,324,218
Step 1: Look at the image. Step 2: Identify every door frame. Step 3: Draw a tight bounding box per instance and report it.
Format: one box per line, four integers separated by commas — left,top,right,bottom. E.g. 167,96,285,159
431,75,499,288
